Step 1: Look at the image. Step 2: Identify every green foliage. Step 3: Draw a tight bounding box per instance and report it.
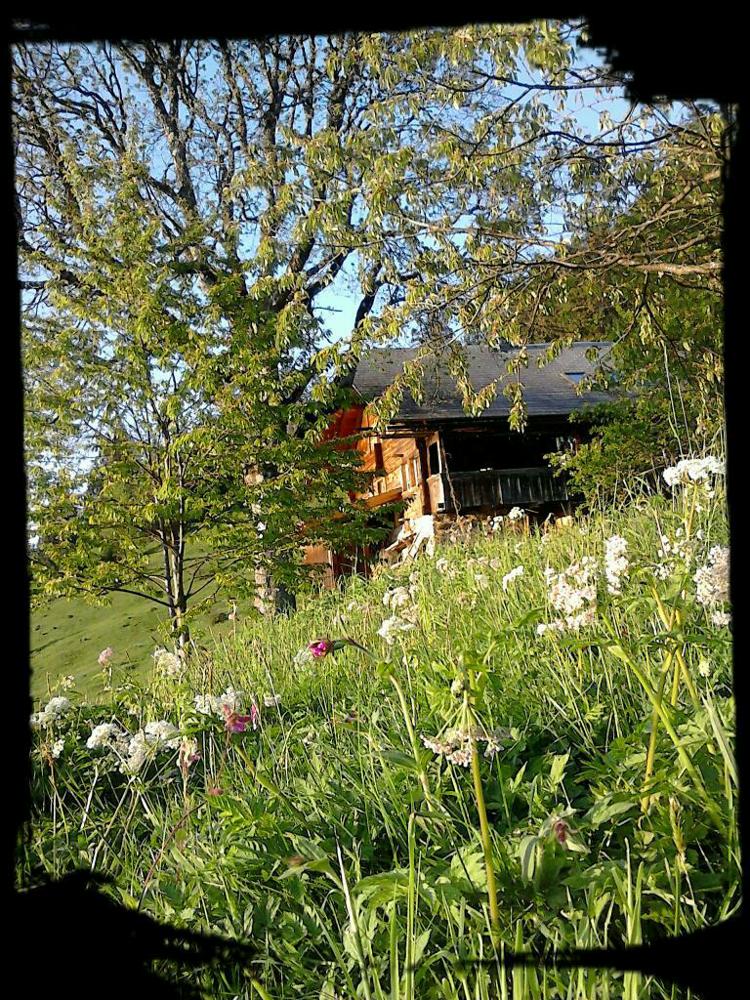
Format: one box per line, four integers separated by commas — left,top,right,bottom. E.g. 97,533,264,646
16,32,729,441
23,160,382,633
537,111,726,501
23,478,736,998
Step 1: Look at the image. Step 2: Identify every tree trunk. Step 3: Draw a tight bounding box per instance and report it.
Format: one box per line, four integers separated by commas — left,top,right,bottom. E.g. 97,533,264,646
161,525,190,645
253,562,296,616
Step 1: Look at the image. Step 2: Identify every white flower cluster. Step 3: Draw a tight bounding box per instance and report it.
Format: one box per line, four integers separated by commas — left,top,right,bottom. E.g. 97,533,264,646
153,647,186,680
710,610,732,628
502,565,524,591
263,693,282,708
663,456,724,490
377,615,416,645
694,545,730,617
86,718,181,775
507,506,526,522
193,686,244,720
143,720,181,747
604,535,629,595
382,585,415,612
86,722,129,752
379,582,420,643
30,696,73,730
489,515,504,532
654,529,693,580
50,737,65,759
421,726,510,767
538,557,598,635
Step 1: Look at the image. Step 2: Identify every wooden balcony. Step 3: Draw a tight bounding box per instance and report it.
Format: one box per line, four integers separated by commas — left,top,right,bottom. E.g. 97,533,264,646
429,467,568,512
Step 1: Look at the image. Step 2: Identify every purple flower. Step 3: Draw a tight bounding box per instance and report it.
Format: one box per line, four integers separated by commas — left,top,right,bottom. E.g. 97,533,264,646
222,703,252,734
309,638,333,659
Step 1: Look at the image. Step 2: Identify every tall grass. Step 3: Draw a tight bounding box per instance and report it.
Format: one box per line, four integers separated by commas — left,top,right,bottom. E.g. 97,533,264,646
21,476,737,998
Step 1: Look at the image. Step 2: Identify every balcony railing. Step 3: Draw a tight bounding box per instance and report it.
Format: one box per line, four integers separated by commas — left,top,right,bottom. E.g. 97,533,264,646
429,467,568,512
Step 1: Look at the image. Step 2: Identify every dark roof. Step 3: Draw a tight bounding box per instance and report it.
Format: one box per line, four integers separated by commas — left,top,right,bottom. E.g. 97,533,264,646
351,342,615,423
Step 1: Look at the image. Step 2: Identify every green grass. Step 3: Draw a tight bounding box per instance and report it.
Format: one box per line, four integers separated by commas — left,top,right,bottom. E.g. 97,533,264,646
22,478,737,999
31,589,239,700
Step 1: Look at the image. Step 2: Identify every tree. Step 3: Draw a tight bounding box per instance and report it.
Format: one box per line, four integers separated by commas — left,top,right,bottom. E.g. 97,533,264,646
530,111,728,501
23,164,381,638
15,26,727,627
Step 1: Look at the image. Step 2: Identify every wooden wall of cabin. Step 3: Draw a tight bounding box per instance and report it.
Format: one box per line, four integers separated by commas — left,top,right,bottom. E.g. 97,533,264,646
356,410,434,520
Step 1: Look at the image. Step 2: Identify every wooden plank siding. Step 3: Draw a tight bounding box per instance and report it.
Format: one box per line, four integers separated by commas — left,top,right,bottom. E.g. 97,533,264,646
302,404,578,583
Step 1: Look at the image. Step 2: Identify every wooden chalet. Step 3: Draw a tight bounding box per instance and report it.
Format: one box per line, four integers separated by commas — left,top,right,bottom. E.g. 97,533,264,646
305,341,614,582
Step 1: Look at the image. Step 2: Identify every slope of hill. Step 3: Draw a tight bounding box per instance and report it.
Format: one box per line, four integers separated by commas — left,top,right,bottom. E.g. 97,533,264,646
31,590,239,700
23,471,736,998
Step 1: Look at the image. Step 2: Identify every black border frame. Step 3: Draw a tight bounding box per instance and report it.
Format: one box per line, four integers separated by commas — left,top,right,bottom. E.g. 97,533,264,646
4,10,744,998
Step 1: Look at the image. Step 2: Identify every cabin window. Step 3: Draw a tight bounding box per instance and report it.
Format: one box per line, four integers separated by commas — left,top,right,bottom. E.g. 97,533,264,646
428,441,441,475
564,371,586,385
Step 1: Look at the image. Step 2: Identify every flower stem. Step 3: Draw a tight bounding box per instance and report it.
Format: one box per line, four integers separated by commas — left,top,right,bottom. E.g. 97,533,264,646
465,693,500,942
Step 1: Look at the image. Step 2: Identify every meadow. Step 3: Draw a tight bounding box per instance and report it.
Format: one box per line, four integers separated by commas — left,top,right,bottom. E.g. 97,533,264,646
22,461,737,999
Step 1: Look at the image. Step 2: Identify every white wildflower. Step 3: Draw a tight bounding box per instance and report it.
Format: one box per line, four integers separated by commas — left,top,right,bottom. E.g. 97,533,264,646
263,693,282,708
31,696,73,730
377,616,416,645
663,456,724,489
502,565,524,591
604,535,629,595
382,586,412,611
710,610,731,628
421,726,509,767
86,722,127,750
539,557,598,634
194,686,245,720
144,719,181,749
45,696,71,719
435,557,450,573
536,620,566,637
50,738,65,759
694,545,730,608
153,647,185,679
120,731,151,775
507,507,525,521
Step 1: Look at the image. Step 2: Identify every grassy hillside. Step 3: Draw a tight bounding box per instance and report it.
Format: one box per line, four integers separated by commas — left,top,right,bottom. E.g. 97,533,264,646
24,475,735,999
31,589,240,700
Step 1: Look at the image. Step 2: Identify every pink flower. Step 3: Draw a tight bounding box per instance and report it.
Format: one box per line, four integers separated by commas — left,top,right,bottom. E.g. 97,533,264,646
98,647,114,666
222,703,252,734
309,638,333,659
207,785,223,796
553,819,570,845
250,702,260,730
